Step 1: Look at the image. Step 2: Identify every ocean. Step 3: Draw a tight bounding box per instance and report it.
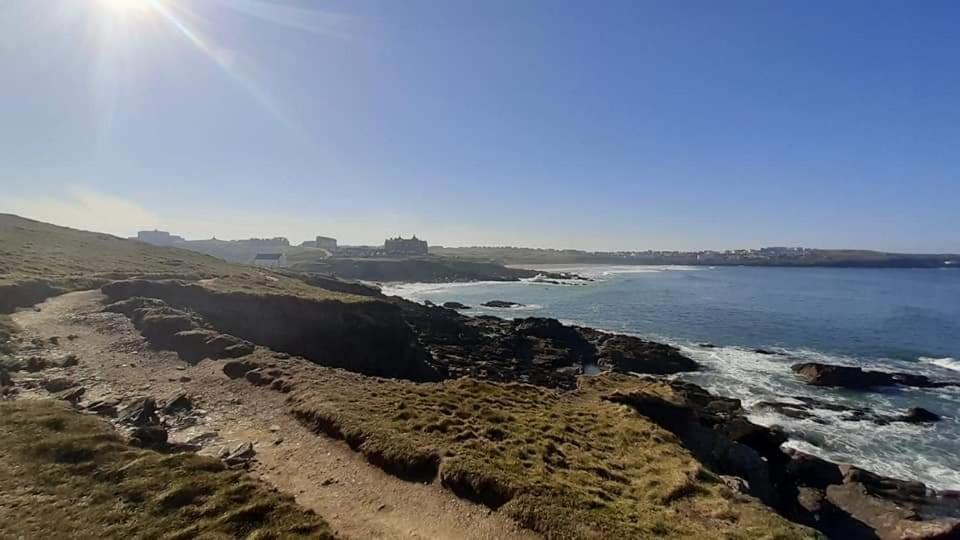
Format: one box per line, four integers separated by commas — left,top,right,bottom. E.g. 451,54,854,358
383,265,960,490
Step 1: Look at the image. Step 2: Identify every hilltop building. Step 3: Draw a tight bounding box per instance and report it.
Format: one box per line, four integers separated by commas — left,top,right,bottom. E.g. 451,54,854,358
137,230,184,247
252,253,286,268
315,236,337,250
384,235,428,256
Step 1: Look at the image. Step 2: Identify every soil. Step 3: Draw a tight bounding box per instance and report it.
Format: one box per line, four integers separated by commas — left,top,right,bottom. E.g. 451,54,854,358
10,291,538,540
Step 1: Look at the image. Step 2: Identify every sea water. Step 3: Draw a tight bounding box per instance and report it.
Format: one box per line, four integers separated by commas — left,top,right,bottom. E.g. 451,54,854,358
383,266,960,490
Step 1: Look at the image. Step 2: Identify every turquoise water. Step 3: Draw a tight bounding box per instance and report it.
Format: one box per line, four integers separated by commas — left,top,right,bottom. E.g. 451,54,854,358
384,266,960,490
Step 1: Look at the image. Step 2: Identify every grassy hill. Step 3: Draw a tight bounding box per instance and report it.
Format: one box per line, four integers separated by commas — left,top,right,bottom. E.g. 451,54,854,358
0,214,372,311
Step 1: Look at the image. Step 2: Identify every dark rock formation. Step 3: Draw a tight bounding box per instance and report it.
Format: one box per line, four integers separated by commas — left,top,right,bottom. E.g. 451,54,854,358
594,334,699,374
754,348,779,355
162,391,193,414
103,280,439,382
130,424,168,449
118,398,159,426
481,300,524,308
755,397,944,426
0,367,12,387
223,360,256,380
442,302,471,310
791,362,960,390
605,379,960,540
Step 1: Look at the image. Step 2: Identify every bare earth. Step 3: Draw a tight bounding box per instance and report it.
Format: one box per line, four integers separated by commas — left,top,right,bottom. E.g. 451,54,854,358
11,291,539,540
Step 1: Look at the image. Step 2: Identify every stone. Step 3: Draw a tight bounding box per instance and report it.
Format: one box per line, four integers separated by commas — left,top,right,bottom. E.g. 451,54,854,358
442,302,471,310
162,391,193,414
118,398,159,426
596,334,699,375
55,386,85,404
791,362,958,390
481,300,524,308
130,425,168,448
900,407,942,423
42,378,76,393
245,369,274,386
0,368,11,387
223,360,255,379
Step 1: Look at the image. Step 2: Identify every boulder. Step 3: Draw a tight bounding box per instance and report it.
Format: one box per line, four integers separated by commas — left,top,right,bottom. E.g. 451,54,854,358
119,398,159,426
162,391,193,414
782,448,843,489
223,360,256,379
791,362,958,390
900,407,941,424
169,330,254,363
55,386,85,404
442,302,471,310
245,369,275,387
481,300,524,308
223,442,256,467
130,424,168,449
596,334,699,375
42,378,76,393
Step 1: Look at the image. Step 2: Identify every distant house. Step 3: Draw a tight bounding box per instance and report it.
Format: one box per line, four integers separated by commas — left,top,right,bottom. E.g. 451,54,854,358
315,236,337,251
137,230,185,247
252,253,286,268
384,235,428,256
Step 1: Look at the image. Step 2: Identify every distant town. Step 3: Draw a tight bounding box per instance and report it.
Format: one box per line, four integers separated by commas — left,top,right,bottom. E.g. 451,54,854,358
134,229,958,269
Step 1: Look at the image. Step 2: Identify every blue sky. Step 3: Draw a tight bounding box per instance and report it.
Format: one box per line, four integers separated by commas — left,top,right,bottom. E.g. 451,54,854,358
1,0,958,251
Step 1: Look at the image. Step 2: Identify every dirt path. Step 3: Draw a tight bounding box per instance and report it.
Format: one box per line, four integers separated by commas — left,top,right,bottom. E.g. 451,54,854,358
11,291,539,540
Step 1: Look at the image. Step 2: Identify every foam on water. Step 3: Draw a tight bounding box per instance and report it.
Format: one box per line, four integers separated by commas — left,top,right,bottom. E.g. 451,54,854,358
923,356,960,373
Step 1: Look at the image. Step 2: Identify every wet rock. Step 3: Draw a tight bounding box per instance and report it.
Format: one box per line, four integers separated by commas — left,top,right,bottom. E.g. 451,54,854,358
595,334,699,375
481,300,524,308
442,302,471,310
791,362,959,390
698,343,718,349
900,407,941,424
753,348,779,355
782,448,843,489
118,397,159,426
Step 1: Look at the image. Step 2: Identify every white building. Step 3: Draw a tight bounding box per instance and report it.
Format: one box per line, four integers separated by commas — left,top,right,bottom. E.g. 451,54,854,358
252,253,286,268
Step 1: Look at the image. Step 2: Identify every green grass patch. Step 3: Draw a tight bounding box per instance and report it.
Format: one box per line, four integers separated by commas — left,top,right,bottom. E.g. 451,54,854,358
0,399,334,539
290,371,816,539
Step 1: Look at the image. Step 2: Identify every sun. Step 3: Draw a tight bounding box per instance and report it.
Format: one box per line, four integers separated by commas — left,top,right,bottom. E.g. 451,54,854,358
96,0,157,20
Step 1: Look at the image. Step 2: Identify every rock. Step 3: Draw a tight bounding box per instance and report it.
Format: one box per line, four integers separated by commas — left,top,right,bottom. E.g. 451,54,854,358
481,300,524,308
83,399,119,417
791,362,958,390
900,407,941,423
224,441,256,466
753,348,779,355
698,343,718,349
162,391,193,414
130,424,168,448
42,378,76,393
442,302,471,310
245,369,275,386
118,398,159,426
756,397,940,426
0,368,11,387
596,334,699,375
782,448,843,489
168,329,254,363
55,386,85,404
223,360,255,379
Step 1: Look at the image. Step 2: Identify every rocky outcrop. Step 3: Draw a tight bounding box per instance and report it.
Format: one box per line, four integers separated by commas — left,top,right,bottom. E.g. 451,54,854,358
791,362,960,390
481,300,524,308
442,302,470,310
104,296,254,363
756,397,944,425
593,334,699,374
605,378,960,540
102,280,439,382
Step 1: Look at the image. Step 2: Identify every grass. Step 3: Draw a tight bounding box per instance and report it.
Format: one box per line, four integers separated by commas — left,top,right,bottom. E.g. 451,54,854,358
0,214,371,305
0,399,334,539
0,314,17,355
289,370,817,539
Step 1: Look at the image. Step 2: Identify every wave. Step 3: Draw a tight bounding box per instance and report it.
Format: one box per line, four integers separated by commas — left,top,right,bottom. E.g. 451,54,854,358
922,356,960,373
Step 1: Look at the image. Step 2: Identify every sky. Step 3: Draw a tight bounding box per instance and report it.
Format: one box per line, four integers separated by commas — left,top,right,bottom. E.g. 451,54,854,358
1,0,958,252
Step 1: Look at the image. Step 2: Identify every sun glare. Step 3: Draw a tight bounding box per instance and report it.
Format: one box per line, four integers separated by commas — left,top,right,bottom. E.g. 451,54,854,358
97,0,156,19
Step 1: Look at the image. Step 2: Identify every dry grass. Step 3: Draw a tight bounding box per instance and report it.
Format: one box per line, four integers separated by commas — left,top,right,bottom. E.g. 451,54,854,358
0,399,334,539
0,214,370,304
0,314,17,355
290,370,816,539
